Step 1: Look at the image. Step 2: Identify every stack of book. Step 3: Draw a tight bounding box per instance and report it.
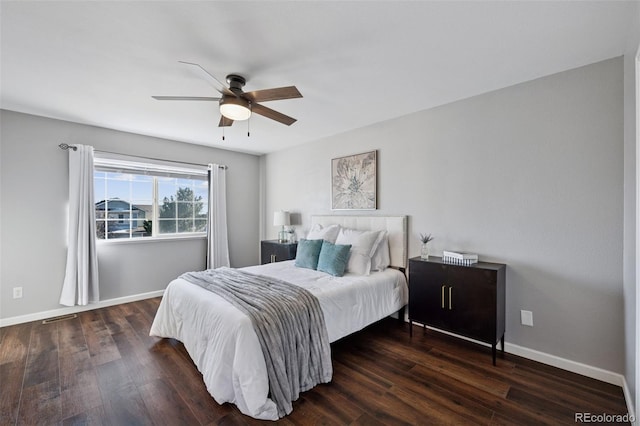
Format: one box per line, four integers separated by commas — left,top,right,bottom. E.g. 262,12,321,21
442,250,478,266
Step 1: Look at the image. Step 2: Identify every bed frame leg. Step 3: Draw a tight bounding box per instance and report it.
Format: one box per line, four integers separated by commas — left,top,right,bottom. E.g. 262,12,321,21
397,306,406,325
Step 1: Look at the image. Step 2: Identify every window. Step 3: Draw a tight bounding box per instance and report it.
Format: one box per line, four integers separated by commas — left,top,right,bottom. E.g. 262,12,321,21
94,157,208,240
157,176,208,234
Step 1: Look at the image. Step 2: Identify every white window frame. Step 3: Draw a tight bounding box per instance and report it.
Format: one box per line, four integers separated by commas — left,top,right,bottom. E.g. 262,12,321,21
94,155,209,243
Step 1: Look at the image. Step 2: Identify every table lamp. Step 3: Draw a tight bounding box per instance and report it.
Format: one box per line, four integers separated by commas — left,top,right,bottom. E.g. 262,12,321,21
273,211,290,243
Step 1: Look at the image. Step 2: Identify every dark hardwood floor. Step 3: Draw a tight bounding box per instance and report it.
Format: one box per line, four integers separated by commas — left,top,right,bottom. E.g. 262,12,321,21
0,297,629,425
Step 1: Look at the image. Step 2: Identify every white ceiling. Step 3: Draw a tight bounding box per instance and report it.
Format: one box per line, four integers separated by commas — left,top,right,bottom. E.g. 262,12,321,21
1,1,636,155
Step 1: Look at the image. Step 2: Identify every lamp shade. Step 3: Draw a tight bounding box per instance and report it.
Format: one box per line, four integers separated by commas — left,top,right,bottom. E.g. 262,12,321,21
273,211,290,227
219,96,251,121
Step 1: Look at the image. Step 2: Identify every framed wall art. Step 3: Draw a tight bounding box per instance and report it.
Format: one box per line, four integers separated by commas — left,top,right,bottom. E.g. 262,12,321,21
331,150,377,210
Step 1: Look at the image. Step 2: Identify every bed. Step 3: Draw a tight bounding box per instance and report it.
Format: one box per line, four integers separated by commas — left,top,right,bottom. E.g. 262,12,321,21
149,215,408,420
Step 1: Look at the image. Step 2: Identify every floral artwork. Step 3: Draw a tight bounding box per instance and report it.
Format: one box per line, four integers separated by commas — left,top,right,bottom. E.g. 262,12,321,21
331,150,377,210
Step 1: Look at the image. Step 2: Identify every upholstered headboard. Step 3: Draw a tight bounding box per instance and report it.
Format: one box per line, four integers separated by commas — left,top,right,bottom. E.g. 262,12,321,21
309,215,408,269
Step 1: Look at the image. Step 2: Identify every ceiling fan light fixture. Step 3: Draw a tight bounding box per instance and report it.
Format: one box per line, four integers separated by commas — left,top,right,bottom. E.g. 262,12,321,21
219,96,251,121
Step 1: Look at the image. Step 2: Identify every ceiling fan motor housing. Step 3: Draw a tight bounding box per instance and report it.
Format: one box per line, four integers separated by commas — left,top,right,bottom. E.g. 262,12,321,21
226,74,246,95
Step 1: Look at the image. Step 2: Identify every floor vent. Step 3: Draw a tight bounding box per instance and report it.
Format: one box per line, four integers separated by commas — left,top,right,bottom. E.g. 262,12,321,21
42,314,77,324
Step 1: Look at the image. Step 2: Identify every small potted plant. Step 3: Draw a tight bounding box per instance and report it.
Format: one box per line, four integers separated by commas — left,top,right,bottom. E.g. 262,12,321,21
419,233,434,259
287,227,297,243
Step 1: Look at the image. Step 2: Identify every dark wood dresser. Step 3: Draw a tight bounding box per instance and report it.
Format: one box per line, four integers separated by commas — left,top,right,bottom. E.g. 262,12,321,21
408,256,506,365
260,240,298,264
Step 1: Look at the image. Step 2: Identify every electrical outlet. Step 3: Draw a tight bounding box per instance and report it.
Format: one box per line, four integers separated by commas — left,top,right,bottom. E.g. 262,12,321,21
521,310,533,327
13,287,23,299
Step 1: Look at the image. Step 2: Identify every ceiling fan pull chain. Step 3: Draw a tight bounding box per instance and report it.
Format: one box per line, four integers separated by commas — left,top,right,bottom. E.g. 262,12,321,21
222,127,225,141
247,113,251,137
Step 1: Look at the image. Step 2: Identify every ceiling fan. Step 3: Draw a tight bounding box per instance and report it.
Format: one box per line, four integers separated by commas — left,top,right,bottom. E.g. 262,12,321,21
152,61,302,128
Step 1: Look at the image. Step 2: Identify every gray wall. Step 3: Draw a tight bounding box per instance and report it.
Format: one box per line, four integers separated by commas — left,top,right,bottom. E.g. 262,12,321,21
262,58,624,373
0,110,260,320
623,1,640,410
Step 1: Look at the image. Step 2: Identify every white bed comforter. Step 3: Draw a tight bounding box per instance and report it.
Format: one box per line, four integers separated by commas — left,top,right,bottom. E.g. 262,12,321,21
149,261,408,420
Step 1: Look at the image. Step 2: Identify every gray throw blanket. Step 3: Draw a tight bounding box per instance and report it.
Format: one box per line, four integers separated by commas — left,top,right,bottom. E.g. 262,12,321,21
180,267,332,417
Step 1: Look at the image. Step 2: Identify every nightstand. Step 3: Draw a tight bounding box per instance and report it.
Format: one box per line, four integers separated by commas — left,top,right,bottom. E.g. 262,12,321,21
408,256,506,365
261,240,298,264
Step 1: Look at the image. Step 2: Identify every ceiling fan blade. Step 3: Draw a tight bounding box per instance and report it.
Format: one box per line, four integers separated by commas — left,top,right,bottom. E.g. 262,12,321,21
218,115,234,127
251,103,297,126
178,61,234,96
244,86,302,103
152,96,221,101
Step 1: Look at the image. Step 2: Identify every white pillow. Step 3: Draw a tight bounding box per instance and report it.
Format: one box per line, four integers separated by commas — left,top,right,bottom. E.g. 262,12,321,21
371,231,390,271
306,223,341,243
335,228,385,275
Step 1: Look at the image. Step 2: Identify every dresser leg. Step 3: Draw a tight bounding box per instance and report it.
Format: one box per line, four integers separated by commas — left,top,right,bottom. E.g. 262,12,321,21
492,344,497,366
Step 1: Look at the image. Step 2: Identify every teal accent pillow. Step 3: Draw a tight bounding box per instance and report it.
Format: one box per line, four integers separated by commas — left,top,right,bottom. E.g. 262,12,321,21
294,239,324,270
317,241,352,277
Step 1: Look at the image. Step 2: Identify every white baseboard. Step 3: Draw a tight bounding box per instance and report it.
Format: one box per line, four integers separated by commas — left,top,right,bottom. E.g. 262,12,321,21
504,341,624,387
621,376,636,423
0,290,165,328
411,321,625,387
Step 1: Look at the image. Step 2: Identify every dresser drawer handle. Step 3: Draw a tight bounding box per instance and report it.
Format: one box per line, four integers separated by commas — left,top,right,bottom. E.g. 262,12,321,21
449,286,453,310
441,285,445,309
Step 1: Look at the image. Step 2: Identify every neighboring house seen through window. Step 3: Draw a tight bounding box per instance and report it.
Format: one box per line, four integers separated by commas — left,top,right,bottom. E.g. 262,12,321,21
94,156,208,240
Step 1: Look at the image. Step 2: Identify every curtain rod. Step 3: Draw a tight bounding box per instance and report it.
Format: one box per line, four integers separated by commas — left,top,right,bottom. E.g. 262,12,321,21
58,143,228,169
